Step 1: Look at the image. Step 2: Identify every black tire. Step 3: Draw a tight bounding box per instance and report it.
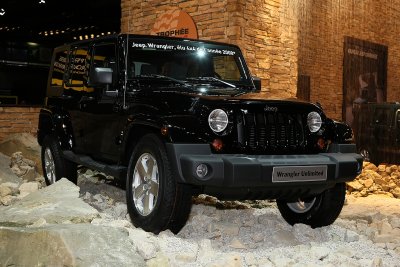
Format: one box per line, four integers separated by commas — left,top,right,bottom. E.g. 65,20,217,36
126,134,192,234
41,135,77,185
276,183,346,228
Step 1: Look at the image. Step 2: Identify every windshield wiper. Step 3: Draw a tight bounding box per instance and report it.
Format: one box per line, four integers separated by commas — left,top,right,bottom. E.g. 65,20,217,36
135,74,187,85
186,77,236,88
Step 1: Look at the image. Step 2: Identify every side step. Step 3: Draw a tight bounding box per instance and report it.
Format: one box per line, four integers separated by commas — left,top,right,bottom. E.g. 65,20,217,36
63,151,127,180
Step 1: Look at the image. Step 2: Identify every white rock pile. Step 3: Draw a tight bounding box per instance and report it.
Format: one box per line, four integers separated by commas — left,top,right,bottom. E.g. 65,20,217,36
1,134,400,266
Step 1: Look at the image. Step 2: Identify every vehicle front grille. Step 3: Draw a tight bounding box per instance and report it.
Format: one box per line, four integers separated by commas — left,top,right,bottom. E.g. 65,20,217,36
236,110,305,153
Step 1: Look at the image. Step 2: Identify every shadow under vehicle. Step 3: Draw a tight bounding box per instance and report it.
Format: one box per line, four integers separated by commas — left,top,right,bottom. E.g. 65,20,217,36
354,102,400,165
37,34,362,234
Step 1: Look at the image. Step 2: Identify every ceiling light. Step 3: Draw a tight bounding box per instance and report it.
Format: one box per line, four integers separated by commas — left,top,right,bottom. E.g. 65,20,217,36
27,42,39,47
0,8,5,16
39,0,46,4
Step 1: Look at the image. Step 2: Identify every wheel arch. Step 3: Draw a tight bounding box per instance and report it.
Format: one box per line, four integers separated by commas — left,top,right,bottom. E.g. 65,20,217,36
37,108,74,150
121,121,171,166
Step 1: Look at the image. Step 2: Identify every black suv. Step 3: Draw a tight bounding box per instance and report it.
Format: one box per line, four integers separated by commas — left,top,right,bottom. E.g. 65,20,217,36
38,34,362,234
354,102,400,165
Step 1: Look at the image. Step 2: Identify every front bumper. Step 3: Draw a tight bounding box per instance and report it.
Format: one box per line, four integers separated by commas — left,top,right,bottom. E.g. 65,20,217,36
166,143,363,188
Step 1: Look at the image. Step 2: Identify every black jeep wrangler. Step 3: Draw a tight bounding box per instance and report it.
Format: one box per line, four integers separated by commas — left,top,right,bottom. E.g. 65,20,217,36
354,102,400,165
38,34,362,234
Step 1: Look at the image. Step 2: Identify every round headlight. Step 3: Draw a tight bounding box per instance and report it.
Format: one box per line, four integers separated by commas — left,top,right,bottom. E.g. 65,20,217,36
208,109,228,133
307,111,322,133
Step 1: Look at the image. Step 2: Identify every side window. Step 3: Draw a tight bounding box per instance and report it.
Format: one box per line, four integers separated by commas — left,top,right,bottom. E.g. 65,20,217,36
213,56,241,81
65,46,89,88
373,108,391,126
50,49,68,88
90,43,117,89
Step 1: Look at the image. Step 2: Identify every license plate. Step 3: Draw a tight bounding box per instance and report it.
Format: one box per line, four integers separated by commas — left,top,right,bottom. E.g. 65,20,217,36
272,165,327,183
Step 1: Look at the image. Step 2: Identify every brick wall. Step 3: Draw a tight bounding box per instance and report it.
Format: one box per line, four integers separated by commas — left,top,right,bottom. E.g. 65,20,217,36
0,107,40,141
298,0,400,120
121,0,299,98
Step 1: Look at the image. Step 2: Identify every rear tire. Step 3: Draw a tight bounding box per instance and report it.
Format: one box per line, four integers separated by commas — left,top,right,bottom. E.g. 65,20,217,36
41,135,77,185
126,134,192,234
276,183,346,228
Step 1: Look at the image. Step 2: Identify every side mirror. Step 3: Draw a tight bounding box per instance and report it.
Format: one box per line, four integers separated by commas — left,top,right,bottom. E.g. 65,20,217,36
89,67,113,86
252,76,261,92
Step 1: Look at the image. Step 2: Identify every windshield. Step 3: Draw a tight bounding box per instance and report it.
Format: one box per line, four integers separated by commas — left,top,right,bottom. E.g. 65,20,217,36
128,37,254,90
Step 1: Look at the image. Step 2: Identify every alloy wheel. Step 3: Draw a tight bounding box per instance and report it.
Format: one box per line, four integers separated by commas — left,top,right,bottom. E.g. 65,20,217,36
359,148,371,162
132,153,160,216
44,147,56,184
287,197,317,214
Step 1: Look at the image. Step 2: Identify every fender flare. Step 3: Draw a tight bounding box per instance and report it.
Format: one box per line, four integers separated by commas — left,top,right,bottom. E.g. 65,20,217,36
37,108,74,150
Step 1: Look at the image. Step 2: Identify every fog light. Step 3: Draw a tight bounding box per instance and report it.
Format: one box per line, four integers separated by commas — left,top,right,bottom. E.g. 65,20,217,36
196,164,208,178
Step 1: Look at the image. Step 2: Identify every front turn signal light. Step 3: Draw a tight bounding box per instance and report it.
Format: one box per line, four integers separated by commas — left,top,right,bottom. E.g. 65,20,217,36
212,138,224,152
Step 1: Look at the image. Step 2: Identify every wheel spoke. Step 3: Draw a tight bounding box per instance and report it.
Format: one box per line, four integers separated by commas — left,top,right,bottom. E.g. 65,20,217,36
149,180,159,196
136,160,147,179
146,157,154,177
134,184,146,199
143,193,150,214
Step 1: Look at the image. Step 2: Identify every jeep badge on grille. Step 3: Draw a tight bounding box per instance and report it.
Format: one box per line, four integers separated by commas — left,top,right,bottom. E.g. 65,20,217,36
264,105,278,112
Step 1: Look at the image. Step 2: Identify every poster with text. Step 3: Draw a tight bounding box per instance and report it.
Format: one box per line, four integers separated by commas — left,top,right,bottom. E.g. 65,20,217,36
343,37,388,135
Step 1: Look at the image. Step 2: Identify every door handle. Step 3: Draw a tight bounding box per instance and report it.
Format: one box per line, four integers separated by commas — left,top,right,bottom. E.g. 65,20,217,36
80,96,95,103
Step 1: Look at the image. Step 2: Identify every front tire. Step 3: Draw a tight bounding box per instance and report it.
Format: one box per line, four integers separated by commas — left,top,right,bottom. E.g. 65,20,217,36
126,134,192,234
276,183,346,228
41,135,77,185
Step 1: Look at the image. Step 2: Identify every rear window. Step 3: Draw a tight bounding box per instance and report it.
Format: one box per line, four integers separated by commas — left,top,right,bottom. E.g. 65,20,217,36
373,108,392,125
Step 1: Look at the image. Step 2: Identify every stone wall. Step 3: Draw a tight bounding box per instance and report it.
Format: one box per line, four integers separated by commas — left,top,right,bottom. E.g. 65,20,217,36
298,0,400,120
121,0,400,120
0,107,40,141
121,0,299,98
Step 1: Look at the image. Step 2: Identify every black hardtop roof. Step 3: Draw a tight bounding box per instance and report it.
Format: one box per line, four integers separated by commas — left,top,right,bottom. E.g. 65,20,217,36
359,102,400,109
54,33,242,51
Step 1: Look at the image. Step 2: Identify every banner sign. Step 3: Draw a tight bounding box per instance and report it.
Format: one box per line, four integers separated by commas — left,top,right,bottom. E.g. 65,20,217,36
150,9,198,39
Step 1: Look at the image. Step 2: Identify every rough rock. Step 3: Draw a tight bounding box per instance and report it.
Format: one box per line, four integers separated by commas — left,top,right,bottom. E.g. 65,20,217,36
10,151,40,181
2,135,400,266
0,178,99,226
0,184,12,197
18,181,39,197
347,162,400,199
0,152,21,185
0,224,145,266
0,133,42,175
1,195,16,206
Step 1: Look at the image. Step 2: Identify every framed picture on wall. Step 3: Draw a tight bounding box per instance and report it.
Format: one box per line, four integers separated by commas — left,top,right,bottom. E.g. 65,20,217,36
342,37,388,134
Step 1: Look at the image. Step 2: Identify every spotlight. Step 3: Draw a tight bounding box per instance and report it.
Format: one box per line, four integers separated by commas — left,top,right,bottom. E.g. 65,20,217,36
0,8,5,16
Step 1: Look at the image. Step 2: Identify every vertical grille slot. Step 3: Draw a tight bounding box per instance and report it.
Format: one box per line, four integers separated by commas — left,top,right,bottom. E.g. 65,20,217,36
238,110,305,153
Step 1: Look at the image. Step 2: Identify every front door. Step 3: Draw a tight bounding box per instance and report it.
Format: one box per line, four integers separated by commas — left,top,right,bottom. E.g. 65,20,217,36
81,41,126,163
